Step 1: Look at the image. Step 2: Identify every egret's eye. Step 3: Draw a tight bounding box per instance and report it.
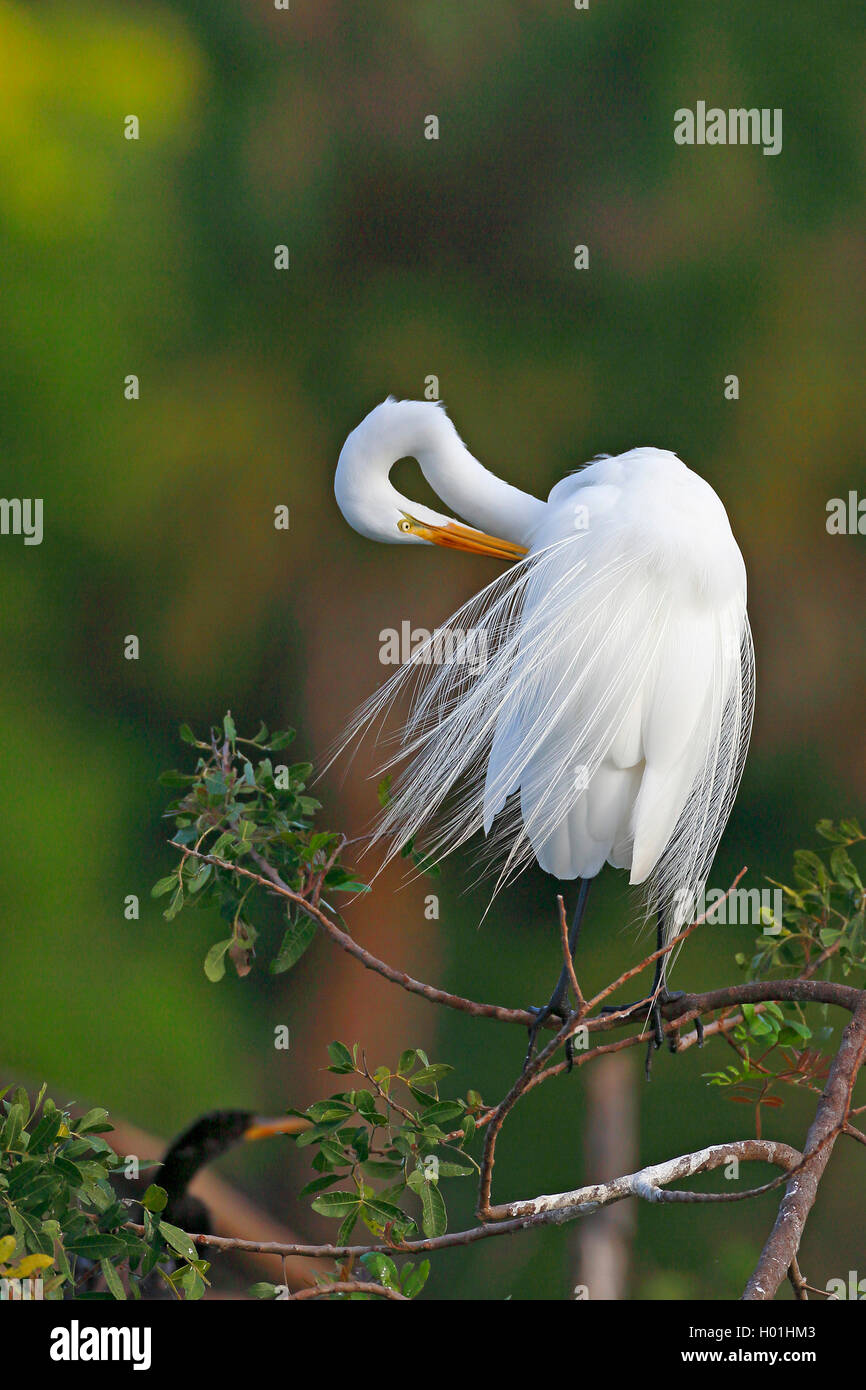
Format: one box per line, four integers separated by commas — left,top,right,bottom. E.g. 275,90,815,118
397,518,413,533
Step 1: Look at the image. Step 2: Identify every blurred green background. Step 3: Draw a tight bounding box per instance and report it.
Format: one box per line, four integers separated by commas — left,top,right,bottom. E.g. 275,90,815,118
1,0,864,1299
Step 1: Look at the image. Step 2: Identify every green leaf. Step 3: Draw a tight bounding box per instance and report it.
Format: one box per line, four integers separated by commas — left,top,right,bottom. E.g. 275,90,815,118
223,712,237,744
77,1108,112,1135
65,1233,128,1261
151,875,179,899
418,1100,464,1127
307,1100,353,1124
158,1222,198,1262
361,1253,398,1290
100,1259,127,1301
793,850,828,890
816,818,847,842
310,1191,362,1220
397,1050,417,1076
204,939,232,983
178,723,197,745
178,1265,207,1300
830,846,862,891
401,1260,430,1299
249,1281,281,1299
327,1042,354,1072
362,1158,404,1180
188,864,212,895
778,1023,812,1046
361,1197,406,1227
158,770,197,788
298,1174,340,1198
419,1180,447,1238
326,876,370,894
270,916,316,975
163,885,184,921
411,1064,452,1088
412,852,440,877
336,1208,360,1245
142,1184,168,1214
27,1109,64,1153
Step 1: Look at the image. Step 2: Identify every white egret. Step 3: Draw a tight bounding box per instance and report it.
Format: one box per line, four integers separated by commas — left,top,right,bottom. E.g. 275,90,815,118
333,399,754,1065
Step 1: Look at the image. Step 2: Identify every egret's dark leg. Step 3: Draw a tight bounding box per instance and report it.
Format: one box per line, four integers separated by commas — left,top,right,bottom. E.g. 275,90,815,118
524,878,592,1070
644,912,669,1074
600,910,704,1079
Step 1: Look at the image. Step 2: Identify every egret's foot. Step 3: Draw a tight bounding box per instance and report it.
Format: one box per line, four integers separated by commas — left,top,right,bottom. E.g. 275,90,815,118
524,995,575,1071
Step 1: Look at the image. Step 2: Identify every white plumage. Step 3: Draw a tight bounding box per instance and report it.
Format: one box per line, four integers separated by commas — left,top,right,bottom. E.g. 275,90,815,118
333,400,754,945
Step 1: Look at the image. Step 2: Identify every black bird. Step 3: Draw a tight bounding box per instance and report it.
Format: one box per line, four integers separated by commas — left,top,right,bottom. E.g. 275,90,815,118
71,1110,307,1298
151,1109,308,1233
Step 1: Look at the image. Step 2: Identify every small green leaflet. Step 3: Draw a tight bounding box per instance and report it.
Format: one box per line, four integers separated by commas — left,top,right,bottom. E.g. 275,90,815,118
270,915,316,974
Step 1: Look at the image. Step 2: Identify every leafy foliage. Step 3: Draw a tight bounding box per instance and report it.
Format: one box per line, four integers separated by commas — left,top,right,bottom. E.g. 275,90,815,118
256,1043,485,1297
153,715,368,981
0,1086,205,1300
705,820,865,1130
741,818,866,983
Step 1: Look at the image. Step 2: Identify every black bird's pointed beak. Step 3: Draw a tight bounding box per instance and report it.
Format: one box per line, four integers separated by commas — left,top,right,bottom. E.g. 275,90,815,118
242,1115,312,1142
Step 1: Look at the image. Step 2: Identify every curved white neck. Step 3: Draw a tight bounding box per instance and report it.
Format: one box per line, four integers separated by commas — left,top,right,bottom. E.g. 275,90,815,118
338,399,545,546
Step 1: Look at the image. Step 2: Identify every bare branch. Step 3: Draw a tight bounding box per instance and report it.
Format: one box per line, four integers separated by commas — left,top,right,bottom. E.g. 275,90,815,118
483,1139,801,1222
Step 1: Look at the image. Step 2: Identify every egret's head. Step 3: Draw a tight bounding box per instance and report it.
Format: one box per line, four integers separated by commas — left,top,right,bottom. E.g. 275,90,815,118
335,401,527,560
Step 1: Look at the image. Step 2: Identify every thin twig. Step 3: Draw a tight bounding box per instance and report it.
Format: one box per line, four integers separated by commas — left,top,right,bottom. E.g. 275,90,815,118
788,1257,809,1301
557,894,585,1014
287,1280,407,1301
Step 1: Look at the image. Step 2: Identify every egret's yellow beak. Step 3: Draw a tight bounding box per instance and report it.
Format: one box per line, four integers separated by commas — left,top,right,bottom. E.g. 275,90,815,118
400,513,527,561
242,1115,312,1142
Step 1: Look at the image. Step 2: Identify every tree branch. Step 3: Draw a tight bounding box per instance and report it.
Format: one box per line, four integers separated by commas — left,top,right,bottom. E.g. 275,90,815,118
287,1280,407,1301
742,992,866,1300
176,844,862,1042
171,840,865,1300
483,1139,802,1222
123,1139,799,1262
